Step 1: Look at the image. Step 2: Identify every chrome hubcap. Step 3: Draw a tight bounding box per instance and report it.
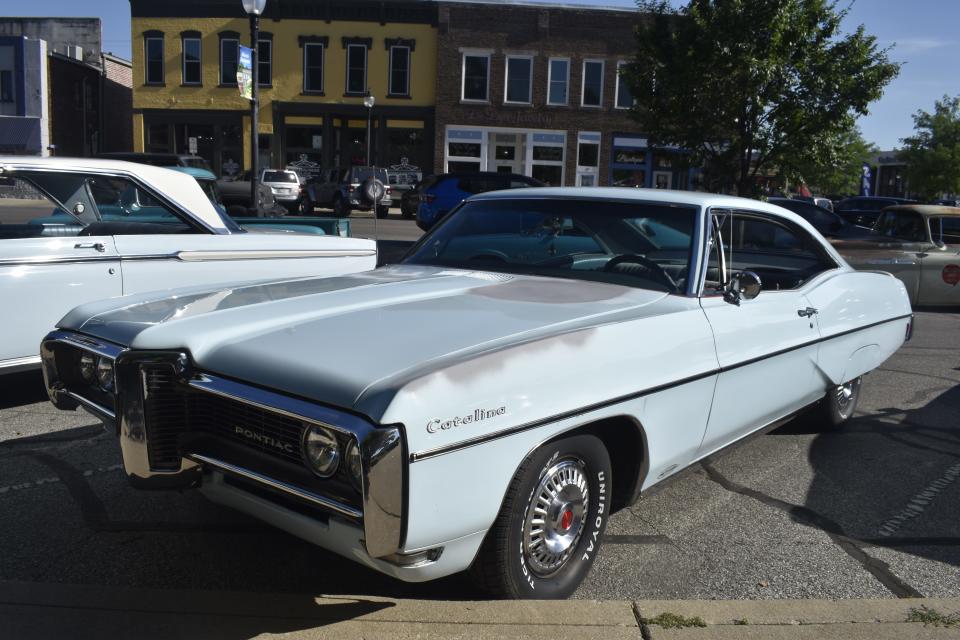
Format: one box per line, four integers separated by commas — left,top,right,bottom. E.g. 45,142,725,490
523,458,589,577
835,379,858,415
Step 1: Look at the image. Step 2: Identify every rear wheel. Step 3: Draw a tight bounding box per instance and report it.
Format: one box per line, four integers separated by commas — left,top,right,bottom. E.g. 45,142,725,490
819,376,862,428
469,434,611,599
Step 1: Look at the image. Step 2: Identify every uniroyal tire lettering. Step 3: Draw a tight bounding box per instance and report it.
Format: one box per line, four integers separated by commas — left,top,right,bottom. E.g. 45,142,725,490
581,471,606,561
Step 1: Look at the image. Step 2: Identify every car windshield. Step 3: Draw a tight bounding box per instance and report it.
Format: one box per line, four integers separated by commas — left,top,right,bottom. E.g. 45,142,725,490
403,197,697,294
263,171,298,183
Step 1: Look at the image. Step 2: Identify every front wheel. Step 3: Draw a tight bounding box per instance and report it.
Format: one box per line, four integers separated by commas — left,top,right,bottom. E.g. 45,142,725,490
469,434,611,599
819,376,862,428
333,196,350,218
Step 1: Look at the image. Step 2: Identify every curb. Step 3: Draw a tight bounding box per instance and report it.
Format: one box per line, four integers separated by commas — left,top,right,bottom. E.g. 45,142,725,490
0,581,957,638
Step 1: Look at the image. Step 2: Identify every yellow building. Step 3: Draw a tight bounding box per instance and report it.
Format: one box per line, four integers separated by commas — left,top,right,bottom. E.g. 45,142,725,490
130,0,437,178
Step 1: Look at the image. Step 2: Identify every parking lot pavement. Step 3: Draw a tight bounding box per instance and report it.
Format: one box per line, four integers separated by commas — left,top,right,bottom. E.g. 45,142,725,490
0,311,957,603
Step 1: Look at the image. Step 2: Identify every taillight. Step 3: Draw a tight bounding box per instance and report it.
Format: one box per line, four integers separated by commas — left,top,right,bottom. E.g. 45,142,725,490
348,185,356,193
905,317,914,342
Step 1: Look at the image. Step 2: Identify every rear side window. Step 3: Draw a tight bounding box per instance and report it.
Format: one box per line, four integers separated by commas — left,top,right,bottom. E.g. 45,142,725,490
875,211,926,241
0,177,83,239
86,176,193,232
930,217,960,244
263,171,298,183
706,210,836,292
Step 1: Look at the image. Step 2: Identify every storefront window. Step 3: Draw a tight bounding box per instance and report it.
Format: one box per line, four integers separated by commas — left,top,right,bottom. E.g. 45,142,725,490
612,169,645,187
385,128,426,169
578,142,599,167
532,146,563,162
146,123,170,152
449,142,481,158
449,161,481,172
532,165,562,186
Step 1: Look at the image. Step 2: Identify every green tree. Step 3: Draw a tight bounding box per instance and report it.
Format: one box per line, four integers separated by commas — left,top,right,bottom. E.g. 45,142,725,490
786,125,877,195
899,96,960,200
624,0,898,196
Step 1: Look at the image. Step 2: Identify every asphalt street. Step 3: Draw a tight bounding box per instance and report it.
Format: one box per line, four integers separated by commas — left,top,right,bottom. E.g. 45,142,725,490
0,223,957,601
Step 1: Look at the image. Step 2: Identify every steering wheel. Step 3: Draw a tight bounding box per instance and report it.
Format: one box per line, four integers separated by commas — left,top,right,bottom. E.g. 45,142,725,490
603,254,677,290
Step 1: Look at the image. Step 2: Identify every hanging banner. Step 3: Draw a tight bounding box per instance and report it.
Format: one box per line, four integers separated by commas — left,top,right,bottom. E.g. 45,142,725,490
860,162,872,197
237,45,253,100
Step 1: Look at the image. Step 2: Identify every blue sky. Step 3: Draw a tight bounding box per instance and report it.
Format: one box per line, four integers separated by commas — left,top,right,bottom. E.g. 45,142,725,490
13,0,958,150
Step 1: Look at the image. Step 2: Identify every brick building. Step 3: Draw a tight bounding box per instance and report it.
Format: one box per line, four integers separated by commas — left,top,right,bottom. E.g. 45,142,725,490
434,1,695,188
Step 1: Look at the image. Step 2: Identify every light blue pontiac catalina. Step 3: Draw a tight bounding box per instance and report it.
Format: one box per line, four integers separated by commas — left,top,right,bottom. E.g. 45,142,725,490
42,188,912,598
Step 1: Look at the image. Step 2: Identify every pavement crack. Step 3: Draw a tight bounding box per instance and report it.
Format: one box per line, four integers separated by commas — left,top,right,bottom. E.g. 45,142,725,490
700,461,924,599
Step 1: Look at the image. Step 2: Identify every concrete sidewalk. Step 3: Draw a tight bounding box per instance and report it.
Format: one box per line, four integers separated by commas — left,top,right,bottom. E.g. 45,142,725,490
0,580,957,639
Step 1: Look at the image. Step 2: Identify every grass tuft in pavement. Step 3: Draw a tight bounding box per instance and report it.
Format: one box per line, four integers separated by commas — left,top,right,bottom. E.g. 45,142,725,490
906,605,960,628
642,612,708,629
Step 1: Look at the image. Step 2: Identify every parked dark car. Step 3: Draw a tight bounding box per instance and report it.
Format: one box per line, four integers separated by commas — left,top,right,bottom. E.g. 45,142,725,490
301,166,392,218
767,197,868,239
97,152,212,172
835,196,917,228
416,172,544,230
401,175,435,219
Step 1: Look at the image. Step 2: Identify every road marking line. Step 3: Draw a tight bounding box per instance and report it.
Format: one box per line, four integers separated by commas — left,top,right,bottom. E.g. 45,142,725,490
877,462,960,537
0,465,122,496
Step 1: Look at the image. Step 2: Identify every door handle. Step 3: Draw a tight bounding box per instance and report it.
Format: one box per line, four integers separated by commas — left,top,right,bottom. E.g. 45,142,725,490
75,242,106,253
797,307,818,318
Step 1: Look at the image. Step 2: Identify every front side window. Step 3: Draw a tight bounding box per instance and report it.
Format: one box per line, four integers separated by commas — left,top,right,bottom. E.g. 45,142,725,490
181,37,201,85
462,54,490,101
145,36,165,85
404,198,696,294
547,58,569,105
346,44,367,94
303,43,324,92
706,210,836,292
615,61,633,109
582,60,604,107
0,177,83,239
220,38,239,85
505,56,533,104
258,38,272,85
389,45,410,96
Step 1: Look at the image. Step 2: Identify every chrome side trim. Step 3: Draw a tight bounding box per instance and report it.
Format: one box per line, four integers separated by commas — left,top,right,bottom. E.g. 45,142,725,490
176,249,377,261
0,255,120,267
0,355,42,373
0,249,375,267
187,453,363,520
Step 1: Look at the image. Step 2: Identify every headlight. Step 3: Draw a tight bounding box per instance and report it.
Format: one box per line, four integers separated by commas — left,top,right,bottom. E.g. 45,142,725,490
346,440,363,491
302,425,340,478
79,353,96,383
96,357,114,391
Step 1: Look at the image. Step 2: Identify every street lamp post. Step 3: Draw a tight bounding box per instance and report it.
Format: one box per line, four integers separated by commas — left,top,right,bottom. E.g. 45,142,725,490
363,93,375,167
242,0,267,213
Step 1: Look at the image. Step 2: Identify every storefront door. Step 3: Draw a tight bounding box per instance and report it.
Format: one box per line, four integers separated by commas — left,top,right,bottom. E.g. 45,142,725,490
653,171,673,189
491,133,522,174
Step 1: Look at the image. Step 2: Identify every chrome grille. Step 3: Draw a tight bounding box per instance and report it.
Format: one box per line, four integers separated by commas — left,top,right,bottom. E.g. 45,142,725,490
141,367,307,470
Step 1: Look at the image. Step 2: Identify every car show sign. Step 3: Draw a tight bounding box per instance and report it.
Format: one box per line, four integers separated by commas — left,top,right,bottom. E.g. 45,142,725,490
387,157,422,188
237,46,253,100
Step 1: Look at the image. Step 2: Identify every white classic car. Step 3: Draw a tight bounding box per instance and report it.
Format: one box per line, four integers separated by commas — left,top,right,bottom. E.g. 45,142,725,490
0,157,376,374
41,188,912,598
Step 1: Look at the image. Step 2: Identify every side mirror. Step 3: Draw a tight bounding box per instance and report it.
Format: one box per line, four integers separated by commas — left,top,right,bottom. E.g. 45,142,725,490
723,271,762,306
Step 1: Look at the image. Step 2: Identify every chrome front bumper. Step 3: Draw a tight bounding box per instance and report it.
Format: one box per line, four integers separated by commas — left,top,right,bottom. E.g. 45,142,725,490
41,330,406,558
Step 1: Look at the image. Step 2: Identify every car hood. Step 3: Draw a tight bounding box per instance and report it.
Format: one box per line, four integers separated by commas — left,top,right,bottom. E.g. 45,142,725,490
59,265,673,419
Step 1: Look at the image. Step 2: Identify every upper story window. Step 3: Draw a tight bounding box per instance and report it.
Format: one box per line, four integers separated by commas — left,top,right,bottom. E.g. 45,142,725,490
581,59,604,107
258,34,272,86
342,38,372,95
462,52,490,102
615,61,633,109
547,58,569,106
144,31,165,85
386,39,415,97
0,45,15,103
504,55,533,105
180,31,201,86
299,36,328,94
219,31,239,86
